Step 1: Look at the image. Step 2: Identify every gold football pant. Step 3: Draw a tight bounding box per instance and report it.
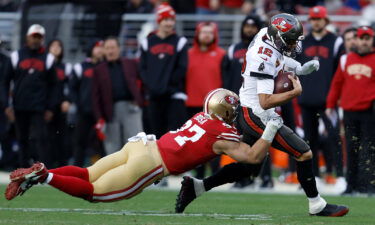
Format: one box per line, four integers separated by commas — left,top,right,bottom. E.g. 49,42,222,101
87,140,167,202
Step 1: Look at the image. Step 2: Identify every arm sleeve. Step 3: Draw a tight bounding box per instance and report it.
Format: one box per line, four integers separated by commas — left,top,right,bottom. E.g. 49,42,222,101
333,37,345,77
139,39,148,83
221,54,231,90
283,56,301,73
217,125,241,142
169,37,188,92
326,55,346,108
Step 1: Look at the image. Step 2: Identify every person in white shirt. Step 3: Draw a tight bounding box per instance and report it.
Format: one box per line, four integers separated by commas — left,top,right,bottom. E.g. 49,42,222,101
176,13,349,217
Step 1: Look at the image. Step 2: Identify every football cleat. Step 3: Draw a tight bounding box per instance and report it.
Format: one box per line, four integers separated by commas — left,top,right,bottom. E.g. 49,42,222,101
5,179,36,200
10,162,48,183
310,204,349,217
175,176,197,213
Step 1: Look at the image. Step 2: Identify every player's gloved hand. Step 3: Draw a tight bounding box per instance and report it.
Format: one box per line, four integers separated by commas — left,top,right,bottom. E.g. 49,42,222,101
95,118,106,141
261,117,283,142
295,60,319,75
128,132,157,145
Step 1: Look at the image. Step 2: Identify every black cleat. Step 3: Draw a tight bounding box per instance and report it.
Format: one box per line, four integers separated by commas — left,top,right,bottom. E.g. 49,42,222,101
175,176,197,213
310,204,349,217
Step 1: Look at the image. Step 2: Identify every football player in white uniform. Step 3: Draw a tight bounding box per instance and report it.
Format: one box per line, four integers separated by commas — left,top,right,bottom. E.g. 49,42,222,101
176,13,349,217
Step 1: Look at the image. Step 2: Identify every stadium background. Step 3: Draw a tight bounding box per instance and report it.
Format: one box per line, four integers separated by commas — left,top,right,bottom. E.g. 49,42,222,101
0,0,374,224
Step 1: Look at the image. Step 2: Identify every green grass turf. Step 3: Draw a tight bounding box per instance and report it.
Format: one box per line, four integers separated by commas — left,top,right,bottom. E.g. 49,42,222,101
0,185,373,225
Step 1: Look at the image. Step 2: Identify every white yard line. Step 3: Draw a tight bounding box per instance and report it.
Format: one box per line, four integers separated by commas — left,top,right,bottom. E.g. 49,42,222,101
0,207,272,221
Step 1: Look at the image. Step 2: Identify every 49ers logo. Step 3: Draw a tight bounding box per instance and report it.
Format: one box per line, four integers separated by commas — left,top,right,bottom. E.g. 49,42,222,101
272,18,293,32
225,95,238,105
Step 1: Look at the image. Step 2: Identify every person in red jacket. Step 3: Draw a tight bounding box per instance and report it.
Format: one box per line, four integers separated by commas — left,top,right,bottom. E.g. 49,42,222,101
326,26,375,195
185,21,226,179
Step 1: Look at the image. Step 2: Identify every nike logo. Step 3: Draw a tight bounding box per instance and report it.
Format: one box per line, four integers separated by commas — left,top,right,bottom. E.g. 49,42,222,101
260,57,268,61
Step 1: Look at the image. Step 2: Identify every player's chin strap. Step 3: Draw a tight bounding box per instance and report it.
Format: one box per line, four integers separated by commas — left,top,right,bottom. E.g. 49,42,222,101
128,132,156,145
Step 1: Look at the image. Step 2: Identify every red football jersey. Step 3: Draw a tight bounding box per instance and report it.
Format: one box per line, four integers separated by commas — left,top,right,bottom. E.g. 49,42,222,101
157,112,240,175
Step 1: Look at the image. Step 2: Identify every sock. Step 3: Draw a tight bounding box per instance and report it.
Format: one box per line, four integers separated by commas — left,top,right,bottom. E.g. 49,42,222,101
203,163,256,191
191,177,205,197
296,159,319,198
47,173,93,201
49,166,89,181
308,194,327,214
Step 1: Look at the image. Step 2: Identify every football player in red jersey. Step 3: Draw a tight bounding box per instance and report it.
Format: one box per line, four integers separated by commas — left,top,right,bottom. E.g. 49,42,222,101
5,88,282,203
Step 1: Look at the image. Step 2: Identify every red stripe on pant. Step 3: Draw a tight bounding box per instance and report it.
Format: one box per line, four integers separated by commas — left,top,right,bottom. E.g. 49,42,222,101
92,165,163,202
242,107,301,157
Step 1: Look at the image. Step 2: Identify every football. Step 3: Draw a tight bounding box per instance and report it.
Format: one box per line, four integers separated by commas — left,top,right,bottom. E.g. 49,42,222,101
273,71,295,94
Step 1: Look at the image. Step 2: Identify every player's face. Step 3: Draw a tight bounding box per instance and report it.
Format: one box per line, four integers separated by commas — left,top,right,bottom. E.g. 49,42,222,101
344,31,357,52
198,25,215,46
159,18,175,34
356,35,374,54
49,41,62,58
309,18,327,33
242,24,259,39
26,34,43,50
104,39,120,62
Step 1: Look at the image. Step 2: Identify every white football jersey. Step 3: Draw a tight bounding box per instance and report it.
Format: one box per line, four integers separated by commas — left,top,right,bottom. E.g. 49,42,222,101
239,27,285,123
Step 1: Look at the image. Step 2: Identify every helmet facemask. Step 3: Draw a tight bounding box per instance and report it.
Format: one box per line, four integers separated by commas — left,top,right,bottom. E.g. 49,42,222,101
271,30,304,58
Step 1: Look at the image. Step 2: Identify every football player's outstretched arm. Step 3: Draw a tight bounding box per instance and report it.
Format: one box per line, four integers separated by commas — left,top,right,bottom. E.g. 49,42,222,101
213,119,282,164
258,75,302,109
284,56,320,76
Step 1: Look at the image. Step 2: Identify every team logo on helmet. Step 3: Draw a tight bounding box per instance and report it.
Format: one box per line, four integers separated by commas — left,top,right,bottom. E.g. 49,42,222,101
272,18,293,33
224,95,238,105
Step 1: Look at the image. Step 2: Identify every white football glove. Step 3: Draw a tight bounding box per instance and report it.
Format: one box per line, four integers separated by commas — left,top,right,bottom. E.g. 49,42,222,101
128,132,156,145
296,60,320,75
261,117,283,142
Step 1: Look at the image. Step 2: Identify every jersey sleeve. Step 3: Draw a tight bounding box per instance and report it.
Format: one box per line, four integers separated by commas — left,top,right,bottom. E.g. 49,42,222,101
216,123,241,142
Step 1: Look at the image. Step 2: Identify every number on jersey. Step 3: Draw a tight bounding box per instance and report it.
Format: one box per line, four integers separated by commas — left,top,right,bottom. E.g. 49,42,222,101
171,120,206,146
258,47,273,57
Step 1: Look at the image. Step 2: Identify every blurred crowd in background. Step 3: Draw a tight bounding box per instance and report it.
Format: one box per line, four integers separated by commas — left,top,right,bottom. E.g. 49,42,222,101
0,0,374,196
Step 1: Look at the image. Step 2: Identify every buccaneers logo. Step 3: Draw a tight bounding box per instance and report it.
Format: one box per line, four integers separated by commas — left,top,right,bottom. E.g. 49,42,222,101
225,95,238,105
272,18,293,33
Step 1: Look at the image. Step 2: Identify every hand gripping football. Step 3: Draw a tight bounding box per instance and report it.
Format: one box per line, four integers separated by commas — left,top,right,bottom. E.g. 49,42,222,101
274,71,295,94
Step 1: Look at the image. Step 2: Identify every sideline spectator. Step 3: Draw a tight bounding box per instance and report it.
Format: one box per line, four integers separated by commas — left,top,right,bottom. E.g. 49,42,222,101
342,27,357,53
70,40,105,166
92,37,143,155
296,6,345,188
0,24,57,167
47,39,73,167
139,3,188,138
185,21,226,179
326,26,375,195
0,50,17,170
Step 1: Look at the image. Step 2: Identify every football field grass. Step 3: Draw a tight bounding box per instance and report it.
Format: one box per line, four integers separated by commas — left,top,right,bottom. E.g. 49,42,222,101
0,185,374,225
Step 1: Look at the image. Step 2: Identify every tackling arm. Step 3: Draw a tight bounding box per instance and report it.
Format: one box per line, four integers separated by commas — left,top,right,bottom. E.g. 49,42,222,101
213,119,282,164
